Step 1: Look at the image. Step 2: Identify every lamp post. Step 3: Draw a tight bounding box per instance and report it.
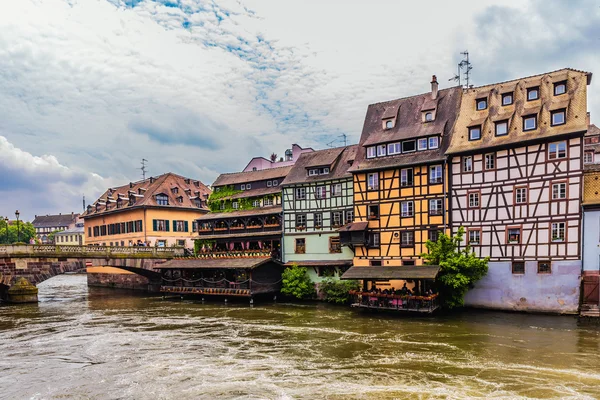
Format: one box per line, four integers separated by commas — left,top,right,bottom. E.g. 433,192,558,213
3,217,8,244
15,210,20,243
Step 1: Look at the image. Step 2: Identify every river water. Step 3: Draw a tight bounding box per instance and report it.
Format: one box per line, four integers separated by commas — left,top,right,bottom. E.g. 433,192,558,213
1,275,599,400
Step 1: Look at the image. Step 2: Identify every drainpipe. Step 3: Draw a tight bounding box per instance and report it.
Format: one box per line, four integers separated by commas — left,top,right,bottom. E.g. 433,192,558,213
280,190,285,263
443,158,449,232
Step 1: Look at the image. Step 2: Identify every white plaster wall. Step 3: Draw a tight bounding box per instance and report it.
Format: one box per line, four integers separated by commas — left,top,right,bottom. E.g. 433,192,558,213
583,210,600,272
464,260,581,314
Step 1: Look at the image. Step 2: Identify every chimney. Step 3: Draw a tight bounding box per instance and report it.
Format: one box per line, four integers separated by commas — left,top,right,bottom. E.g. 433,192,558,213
431,75,438,100
587,112,591,127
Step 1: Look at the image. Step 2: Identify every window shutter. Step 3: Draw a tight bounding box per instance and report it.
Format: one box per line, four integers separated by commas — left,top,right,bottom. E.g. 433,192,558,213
166,220,170,232
184,221,189,232
173,220,177,232
153,219,157,231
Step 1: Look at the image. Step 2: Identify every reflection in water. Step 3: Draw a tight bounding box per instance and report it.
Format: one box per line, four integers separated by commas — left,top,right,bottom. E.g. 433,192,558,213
0,275,599,399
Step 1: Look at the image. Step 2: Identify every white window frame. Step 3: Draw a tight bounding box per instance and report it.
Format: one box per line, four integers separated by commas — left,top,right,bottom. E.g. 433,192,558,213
515,187,527,204
527,87,539,101
469,126,481,141
468,192,480,208
495,120,508,136
267,181,273,187
400,168,413,187
314,213,323,227
552,182,567,199
463,156,473,172
428,136,439,149
377,145,387,157
402,140,416,153
367,173,379,191
551,222,565,242
584,152,594,164
551,110,566,126
241,184,245,190
232,201,239,209
366,146,376,159
296,187,306,200
331,211,343,227
264,197,274,206
502,93,513,105
485,153,495,170
429,199,443,215
476,98,487,110
252,199,261,207
315,186,327,199
548,141,567,160
331,183,342,197
417,138,428,151
554,82,566,96
430,165,442,184
523,115,537,131
400,231,414,246
309,169,318,176
401,201,414,217
468,230,481,245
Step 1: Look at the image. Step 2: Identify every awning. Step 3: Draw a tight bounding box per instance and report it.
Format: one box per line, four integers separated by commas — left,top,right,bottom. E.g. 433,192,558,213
338,221,368,232
284,260,353,267
157,257,280,270
340,265,440,280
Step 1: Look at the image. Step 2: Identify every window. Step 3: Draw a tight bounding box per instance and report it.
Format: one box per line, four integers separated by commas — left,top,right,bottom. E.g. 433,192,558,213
154,219,169,232
548,141,567,159
192,221,198,232
387,142,401,155
429,199,443,216
247,183,253,189
401,231,414,247
515,186,527,204
468,191,480,208
527,87,539,101
430,165,443,184
476,98,488,110
264,197,274,206
370,260,382,266
367,173,379,191
308,169,318,176
485,153,495,170
331,211,343,227
315,186,327,199
368,205,379,219
241,184,246,190
507,227,521,244
428,136,439,149
296,187,306,200
468,229,481,245
385,119,394,129
402,140,416,153
377,145,387,157
554,81,566,96
402,260,416,266
502,92,513,105
551,110,566,126
585,151,594,164
551,222,565,242
344,209,353,224
232,201,239,209
512,262,525,274
523,115,537,131
156,194,169,206
171,187,178,194
469,126,481,141
369,233,380,248
331,183,342,197
463,156,473,172
272,180,278,186
329,237,341,253
400,168,413,187
401,201,414,217
418,138,428,151
552,182,567,199
538,261,551,274
295,238,306,254
252,199,261,207
314,213,323,228
366,146,376,159
495,120,508,136
428,230,439,243
425,112,433,122
174,220,187,232
296,214,307,230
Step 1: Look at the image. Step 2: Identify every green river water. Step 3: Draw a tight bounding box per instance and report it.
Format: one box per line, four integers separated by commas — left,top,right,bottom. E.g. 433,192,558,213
0,274,599,399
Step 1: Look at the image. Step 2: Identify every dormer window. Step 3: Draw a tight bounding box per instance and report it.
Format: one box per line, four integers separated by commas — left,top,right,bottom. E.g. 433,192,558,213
428,136,439,149
308,167,331,176
502,92,513,105
377,145,386,157
417,138,428,151
385,119,394,129
246,183,252,190
177,196,183,203
267,181,273,187
402,140,416,153
272,180,278,186
476,98,488,111
527,87,539,101
424,112,433,122
495,120,509,136
554,81,566,96
156,194,169,206
366,146,377,159
194,199,202,208
171,187,178,194
469,126,481,141
551,109,566,126
241,184,246,190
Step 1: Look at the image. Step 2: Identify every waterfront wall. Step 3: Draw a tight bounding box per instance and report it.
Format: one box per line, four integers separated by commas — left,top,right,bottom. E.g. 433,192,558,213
464,260,581,314
87,267,151,291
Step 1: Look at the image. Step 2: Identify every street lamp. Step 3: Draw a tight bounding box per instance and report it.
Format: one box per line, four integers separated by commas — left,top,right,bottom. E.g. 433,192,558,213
15,210,20,243
3,217,8,244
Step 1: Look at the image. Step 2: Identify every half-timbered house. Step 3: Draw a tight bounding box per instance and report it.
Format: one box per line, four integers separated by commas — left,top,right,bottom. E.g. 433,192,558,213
446,68,592,314
581,163,600,316
281,145,357,282
341,76,462,292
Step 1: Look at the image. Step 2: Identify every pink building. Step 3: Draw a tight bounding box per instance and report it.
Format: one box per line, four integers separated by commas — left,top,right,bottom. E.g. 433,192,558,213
242,144,314,172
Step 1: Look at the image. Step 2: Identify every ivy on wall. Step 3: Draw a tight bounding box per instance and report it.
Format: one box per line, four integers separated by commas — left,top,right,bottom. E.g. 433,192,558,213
207,185,279,213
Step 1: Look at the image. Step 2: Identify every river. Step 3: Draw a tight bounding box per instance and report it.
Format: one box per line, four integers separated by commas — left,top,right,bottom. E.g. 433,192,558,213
0,275,599,400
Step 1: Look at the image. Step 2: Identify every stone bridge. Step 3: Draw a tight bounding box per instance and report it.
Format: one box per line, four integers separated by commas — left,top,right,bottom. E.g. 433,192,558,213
0,244,185,303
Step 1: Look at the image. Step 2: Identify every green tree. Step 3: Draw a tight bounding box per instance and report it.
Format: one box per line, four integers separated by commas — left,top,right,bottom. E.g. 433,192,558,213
319,278,360,304
421,226,489,309
280,264,315,300
0,220,36,244
48,229,64,244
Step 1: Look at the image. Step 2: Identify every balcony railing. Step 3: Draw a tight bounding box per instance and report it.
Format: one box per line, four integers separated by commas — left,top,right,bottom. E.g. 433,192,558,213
198,223,282,236
348,291,440,313
0,244,184,258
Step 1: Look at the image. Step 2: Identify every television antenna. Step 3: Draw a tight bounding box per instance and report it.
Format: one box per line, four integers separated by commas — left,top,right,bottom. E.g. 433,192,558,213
327,133,348,148
140,159,148,180
449,50,473,88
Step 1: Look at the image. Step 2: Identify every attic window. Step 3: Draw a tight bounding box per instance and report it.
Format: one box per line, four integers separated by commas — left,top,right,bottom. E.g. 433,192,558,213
156,194,169,206
171,187,178,194
177,196,183,203
308,167,330,176
527,87,539,101
384,119,394,129
424,112,433,122
476,98,487,111
554,81,566,96
194,181,200,187
502,92,514,105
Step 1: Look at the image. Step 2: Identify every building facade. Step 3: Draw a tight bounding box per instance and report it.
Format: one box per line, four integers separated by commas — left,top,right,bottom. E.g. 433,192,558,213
281,145,357,282
341,77,461,292
242,144,314,172
32,213,81,243
581,163,600,315
54,226,85,245
82,173,211,248
446,68,591,314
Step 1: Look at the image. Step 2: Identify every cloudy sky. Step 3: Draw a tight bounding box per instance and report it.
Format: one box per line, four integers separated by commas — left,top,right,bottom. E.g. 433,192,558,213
1,0,599,220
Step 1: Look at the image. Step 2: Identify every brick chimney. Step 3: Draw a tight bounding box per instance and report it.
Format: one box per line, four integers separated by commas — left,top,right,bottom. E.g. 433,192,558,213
587,112,591,127
431,75,438,100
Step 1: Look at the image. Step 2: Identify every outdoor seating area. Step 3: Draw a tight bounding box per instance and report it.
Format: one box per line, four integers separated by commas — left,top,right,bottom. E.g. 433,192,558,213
348,290,439,313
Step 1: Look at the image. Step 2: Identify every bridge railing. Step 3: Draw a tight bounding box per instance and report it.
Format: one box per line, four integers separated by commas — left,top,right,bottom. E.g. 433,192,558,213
0,244,185,258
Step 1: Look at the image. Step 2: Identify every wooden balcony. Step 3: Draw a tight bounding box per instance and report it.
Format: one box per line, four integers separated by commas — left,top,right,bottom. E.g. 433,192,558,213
198,223,282,236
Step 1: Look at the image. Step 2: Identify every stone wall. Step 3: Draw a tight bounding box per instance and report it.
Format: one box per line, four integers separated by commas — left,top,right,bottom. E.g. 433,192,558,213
87,271,150,291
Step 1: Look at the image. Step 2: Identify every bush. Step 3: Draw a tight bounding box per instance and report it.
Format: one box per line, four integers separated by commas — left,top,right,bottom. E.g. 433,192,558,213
320,278,360,304
281,264,315,300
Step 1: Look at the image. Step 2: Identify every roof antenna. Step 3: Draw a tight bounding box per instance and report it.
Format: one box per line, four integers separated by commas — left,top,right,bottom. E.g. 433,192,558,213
327,134,348,148
82,195,86,211
449,50,473,88
141,158,148,180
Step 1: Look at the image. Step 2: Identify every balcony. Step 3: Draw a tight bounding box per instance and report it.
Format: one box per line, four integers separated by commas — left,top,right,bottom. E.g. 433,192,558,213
198,223,282,236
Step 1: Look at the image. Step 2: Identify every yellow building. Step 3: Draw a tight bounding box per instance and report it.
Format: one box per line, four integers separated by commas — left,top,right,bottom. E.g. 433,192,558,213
82,173,211,248
342,77,461,273
54,226,85,245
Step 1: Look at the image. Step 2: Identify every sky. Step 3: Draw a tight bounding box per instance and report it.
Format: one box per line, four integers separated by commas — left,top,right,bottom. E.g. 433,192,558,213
0,0,599,221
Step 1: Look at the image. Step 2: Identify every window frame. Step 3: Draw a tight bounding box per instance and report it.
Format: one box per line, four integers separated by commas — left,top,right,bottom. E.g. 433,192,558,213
537,261,552,274
512,261,525,274
514,185,528,205
425,111,433,122
467,228,481,246
331,211,343,228
402,140,416,153
551,109,566,126
368,204,379,220
295,238,306,254
484,153,496,170
329,236,342,253
295,214,307,230
428,136,439,149
469,125,481,141
495,120,509,136
584,151,594,164
385,119,394,129
369,232,381,248
523,115,537,131
502,92,513,106
463,156,473,172
400,231,415,247
417,138,428,151
387,142,401,155
551,180,567,200
551,221,566,242
400,200,414,217
527,87,539,101
315,186,327,199
506,226,522,245
429,165,443,184
331,183,342,197
476,97,488,111
295,187,306,200
314,212,323,228
429,199,443,216
548,141,567,160
400,168,414,187
467,190,481,209
553,81,567,96
367,172,379,191
377,144,387,157
366,146,376,159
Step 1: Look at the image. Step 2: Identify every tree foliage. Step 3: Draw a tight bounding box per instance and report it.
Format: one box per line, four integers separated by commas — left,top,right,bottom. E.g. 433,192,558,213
0,220,36,244
421,227,489,309
319,278,360,304
47,229,64,244
280,264,315,300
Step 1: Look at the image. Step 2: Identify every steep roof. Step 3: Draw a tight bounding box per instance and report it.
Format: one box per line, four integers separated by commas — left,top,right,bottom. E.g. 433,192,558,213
446,68,591,155
82,172,211,218
281,145,358,186
32,213,79,228
349,86,462,172
586,124,600,137
212,166,293,187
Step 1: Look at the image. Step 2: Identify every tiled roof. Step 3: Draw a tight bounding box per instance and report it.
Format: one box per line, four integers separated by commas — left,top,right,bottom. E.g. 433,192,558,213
197,206,282,221
583,166,600,205
55,226,84,235
446,68,591,155
349,86,462,172
212,166,293,186
82,173,211,217
32,213,79,228
586,124,600,137
341,265,440,280
284,260,353,267
281,145,357,186
157,257,279,269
